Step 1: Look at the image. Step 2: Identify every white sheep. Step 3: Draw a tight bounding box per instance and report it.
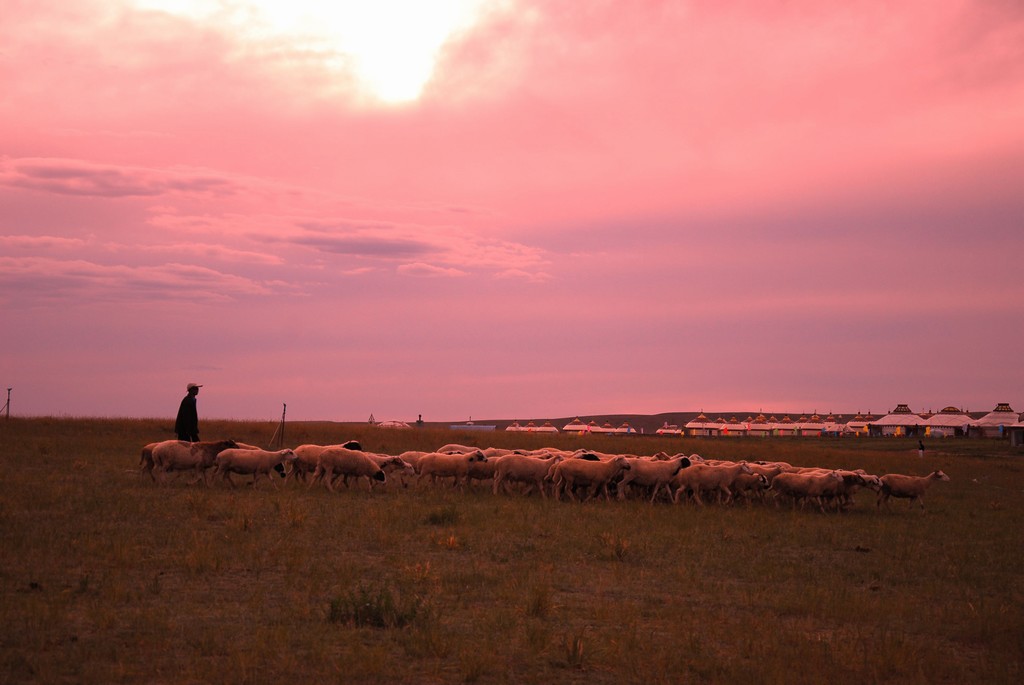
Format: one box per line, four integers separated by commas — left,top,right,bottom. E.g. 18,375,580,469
139,441,160,481
670,462,753,505
770,470,843,512
310,448,386,492
729,471,771,504
745,462,789,485
365,453,415,489
150,439,238,485
417,450,487,489
436,443,478,454
551,456,632,502
617,456,691,503
877,470,950,510
212,448,297,489
289,441,361,484
466,456,498,488
396,450,431,474
491,454,564,498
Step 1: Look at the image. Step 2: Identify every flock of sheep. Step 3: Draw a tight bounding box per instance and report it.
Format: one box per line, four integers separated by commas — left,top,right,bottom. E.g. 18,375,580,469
138,438,951,512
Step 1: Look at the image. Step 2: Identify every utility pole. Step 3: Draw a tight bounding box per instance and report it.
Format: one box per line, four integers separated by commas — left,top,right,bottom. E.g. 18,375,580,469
280,403,286,448
269,402,287,449
268,403,288,477
3,388,10,419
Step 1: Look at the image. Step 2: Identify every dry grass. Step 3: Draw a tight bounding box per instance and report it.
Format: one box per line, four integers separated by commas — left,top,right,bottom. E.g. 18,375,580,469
1,417,1022,683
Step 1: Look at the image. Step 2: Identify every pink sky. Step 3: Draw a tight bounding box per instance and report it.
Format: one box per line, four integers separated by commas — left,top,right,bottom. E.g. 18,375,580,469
2,0,1022,423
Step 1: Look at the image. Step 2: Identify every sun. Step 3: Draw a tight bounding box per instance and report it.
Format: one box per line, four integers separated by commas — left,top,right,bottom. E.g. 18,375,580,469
132,0,490,103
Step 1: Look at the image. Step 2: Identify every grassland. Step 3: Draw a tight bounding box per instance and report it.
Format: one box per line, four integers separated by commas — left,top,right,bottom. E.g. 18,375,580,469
1,417,1022,684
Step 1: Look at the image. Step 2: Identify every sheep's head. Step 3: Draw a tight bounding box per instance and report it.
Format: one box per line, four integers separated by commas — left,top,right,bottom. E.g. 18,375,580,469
934,470,950,481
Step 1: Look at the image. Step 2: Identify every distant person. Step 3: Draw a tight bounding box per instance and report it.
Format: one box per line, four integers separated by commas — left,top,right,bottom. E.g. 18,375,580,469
175,383,202,442
416,414,424,426
918,440,925,458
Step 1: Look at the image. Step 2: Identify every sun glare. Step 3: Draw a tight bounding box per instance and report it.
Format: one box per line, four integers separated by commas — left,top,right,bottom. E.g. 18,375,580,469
133,0,490,103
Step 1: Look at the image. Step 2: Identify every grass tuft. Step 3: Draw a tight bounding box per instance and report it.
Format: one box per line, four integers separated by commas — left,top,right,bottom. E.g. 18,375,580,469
425,505,460,526
328,581,432,629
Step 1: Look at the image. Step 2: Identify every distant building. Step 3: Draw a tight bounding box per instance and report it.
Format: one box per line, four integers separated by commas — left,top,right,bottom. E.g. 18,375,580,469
924,406,972,438
562,418,590,435
973,403,1019,438
872,404,925,437
655,422,682,436
685,412,717,437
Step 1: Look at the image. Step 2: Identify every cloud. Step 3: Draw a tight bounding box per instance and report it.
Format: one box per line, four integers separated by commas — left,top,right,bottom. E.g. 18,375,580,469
291,233,434,259
0,256,272,305
397,262,468,278
290,218,552,280
0,157,241,198
129,242,283,265
495,268,552,283
0,235,88,250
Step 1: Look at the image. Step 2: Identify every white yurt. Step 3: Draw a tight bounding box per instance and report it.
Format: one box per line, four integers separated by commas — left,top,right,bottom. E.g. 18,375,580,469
844,411,876,436
613,422,636,435
719,416,748,437
562,418,589,435
655,422,682,436
775,415,798,437
1008,418,1024,447
973,403,1020,438
796,413,825,437
873,404,926,436
748,413,773,438
924,406,972,438
685,412,717,437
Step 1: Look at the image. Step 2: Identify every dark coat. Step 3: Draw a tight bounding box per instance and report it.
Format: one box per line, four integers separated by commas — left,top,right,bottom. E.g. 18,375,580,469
175,393,199,441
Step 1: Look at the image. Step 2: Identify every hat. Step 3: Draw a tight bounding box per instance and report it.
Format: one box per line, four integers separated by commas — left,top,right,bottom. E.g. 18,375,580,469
187,383,203,391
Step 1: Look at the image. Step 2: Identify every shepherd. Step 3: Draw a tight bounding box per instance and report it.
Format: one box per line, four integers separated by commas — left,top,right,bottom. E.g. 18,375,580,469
175,383,202,442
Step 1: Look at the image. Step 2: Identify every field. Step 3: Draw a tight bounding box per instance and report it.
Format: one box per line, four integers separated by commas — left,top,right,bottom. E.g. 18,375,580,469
1,417,1022,684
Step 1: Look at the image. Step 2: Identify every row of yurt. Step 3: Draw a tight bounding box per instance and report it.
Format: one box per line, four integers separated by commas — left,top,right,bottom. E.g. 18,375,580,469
871,403,1020,438
506,421,559,433
679,404,1019,438
684,412,850,437
560,419,637,435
